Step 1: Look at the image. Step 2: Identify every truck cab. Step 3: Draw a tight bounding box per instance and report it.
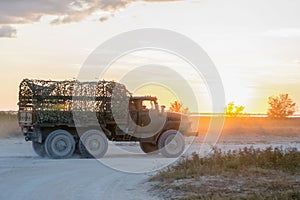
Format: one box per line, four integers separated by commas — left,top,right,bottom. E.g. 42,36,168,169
129,96,159,127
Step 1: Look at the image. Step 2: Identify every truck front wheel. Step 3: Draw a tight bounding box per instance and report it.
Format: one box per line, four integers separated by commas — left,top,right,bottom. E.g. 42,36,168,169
158,130,185,158
45,129,75,159
139,142,158,154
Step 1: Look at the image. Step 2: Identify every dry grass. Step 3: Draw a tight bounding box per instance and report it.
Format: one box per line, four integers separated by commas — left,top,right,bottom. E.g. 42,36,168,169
150,147,300,200
188,116,300,137
0,111,21,138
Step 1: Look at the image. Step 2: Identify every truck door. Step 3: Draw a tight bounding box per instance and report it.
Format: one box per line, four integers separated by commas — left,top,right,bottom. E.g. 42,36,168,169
135,100,165,137
128,99,151,127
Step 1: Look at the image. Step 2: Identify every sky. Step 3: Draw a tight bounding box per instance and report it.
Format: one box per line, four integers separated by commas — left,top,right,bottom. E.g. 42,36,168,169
0,0,299,113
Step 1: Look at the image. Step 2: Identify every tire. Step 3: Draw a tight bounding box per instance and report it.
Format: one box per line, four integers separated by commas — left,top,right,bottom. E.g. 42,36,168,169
139,142,158,154
78,129,108,158
32,141,46,157
158,130,185,158
45,129,75,159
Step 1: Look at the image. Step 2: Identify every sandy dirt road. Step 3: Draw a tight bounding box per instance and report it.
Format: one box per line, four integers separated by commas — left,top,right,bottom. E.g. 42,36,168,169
0,138,161,200
0,158,159,200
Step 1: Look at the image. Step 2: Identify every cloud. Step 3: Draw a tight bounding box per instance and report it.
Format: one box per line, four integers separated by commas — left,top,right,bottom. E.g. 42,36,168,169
0,26,17,38
293,60,300,64
0,0,180,37
99,15,110,22
263,28,300,38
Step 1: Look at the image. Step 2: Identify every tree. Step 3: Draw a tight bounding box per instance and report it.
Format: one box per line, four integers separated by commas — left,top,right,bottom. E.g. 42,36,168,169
225,102,245,117
267,93,296,118
169,101,189,114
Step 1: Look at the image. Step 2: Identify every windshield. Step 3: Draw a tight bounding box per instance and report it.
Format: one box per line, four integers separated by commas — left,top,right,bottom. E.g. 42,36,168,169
142,100,156,110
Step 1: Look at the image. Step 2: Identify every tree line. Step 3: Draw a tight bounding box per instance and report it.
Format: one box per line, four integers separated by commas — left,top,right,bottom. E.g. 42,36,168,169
169,93,297,118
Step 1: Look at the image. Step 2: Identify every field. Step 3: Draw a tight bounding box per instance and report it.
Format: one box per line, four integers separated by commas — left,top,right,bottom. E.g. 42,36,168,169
149,116,300,200
2,112,300,139
190,116,300,137
150,147,300,200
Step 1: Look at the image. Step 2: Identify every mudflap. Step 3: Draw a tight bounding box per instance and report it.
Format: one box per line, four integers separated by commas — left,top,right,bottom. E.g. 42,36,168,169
32,128,43,143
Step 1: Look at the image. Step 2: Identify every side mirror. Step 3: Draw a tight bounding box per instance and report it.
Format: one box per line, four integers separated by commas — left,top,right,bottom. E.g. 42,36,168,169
161,105,166,113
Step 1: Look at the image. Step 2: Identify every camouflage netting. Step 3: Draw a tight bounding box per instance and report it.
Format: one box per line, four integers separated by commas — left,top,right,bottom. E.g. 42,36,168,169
18,79,131,125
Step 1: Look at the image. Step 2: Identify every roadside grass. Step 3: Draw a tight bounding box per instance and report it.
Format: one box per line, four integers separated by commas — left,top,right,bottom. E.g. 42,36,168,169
178,190,300,200
150,147,300,200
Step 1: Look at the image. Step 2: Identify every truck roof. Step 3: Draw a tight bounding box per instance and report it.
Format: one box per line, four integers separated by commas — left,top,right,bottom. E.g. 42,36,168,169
130,96,157,101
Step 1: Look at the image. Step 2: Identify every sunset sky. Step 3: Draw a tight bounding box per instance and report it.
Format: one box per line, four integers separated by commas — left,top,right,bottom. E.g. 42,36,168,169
0,0,299,113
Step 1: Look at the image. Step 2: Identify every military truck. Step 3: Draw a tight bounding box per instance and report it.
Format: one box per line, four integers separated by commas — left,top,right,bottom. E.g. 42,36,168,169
18,79,191,159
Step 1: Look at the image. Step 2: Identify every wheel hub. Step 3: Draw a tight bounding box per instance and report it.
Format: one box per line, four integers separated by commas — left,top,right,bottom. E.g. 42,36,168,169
89,139,100,150
55,139,67,151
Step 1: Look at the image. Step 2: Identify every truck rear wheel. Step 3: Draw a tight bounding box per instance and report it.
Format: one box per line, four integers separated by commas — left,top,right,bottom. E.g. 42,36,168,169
32,141,46,157
45,129,75,159
139,142,158,154
78,129,108,158
158,130,185,158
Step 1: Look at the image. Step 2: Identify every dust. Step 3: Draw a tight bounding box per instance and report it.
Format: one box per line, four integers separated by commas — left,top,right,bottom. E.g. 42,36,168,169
0,111,21,138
